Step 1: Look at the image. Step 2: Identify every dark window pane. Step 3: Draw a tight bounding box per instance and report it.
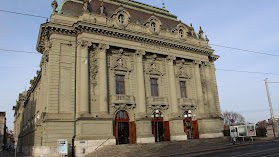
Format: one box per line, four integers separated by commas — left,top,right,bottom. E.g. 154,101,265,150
151,85,154,96
155,86,158,96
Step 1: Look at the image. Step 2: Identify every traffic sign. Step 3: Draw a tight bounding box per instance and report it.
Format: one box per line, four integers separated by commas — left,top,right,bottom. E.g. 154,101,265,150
14,137,18,141
230,119,235,123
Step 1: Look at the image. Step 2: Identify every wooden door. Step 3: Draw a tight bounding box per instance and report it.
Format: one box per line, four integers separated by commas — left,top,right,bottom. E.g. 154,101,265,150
129,121,136,144
163,121,170,141
191,120,199,139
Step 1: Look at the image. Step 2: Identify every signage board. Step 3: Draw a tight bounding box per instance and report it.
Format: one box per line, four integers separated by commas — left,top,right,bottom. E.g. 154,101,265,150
58,139,68,155
247,124,256,136
230,124,256,138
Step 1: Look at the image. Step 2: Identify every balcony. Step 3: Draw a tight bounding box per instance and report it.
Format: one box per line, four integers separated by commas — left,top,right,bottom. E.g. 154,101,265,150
147,97,169,110
110,95,135,104
177,98,196,110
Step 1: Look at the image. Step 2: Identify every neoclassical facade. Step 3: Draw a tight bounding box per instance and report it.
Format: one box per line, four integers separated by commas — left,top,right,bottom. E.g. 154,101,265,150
13,0,223,156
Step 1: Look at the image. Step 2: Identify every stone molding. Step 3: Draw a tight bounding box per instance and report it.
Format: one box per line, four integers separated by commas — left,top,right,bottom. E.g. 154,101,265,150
37,23,215,57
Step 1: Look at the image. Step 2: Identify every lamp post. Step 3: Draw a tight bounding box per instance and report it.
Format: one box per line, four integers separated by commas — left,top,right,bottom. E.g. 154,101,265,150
184,110,196,139
151,110,163,142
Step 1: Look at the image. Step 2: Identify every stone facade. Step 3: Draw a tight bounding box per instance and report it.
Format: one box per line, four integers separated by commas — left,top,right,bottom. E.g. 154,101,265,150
0,112,6,151
13,0,223,156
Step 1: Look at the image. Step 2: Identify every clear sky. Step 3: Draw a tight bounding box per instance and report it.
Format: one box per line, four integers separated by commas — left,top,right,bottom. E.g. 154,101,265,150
0,0,278,130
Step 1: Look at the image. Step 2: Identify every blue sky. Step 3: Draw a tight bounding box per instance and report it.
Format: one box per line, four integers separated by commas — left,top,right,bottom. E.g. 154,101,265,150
0,0,279,130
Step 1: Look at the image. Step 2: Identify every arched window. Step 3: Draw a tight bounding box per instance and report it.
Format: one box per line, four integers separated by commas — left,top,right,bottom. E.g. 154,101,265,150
118,14,125,24
179,29,184,37
115,110,129,120
151,22,156,31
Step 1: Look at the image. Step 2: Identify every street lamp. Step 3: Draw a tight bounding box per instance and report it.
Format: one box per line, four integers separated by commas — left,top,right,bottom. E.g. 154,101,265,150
151,110,163,142
184,110,196,139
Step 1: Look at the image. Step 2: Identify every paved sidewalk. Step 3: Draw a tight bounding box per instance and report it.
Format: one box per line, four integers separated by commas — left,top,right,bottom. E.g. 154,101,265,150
5,151,32,157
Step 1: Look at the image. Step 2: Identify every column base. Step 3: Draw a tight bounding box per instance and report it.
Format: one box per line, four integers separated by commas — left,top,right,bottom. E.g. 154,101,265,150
136,137,155,143
199,133,224,138
170,135,187,141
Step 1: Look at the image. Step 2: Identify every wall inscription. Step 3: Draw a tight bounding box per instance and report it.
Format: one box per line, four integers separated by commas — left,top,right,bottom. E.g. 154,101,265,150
141,43,170,51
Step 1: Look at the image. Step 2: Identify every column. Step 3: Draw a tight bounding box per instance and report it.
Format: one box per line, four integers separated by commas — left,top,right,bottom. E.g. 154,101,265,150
204,63,216,115
136,50,146,116
193,61,205,115
79,40,90,115
167,55,178,115
98,43,110,114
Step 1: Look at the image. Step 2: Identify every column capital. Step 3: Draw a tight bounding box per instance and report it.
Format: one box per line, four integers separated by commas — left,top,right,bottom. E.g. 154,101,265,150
167,55,176,62
193,60,201,65
77,40,89,48
98,43,110,51
136,50,146,57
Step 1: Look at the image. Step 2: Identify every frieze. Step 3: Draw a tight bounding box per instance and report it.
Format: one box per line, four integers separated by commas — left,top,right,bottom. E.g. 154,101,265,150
37,23,215,57
141,43,170,51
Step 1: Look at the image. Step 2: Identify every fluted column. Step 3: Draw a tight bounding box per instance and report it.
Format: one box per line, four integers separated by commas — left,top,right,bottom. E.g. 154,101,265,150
136,50,146,115
204,63,216,115
79,40,90,115
98,43,110,114
193,61,205,115
167,55,178,115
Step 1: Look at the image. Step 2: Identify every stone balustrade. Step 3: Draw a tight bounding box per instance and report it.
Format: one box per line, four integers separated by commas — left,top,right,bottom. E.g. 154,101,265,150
110,95,135,104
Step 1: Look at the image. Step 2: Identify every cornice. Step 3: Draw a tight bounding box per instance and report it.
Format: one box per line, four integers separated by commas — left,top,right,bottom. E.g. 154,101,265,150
37,21,214,57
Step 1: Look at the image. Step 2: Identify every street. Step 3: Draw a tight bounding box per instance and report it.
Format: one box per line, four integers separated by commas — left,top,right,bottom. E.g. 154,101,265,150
150,140,279,157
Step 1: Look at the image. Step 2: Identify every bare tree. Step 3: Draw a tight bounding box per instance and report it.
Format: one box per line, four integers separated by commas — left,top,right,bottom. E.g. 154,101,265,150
222,110,245,129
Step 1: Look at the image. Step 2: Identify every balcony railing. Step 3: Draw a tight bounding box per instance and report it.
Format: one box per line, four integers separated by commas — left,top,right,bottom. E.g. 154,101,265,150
147,96,169,110
110,95,135,104
177,98,196,110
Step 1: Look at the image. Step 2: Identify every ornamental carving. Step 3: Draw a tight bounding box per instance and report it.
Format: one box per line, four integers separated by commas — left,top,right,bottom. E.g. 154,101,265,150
89,45,98,95
112,104,136,110
145,54,164,75
110,49,131,72
176,59,192,79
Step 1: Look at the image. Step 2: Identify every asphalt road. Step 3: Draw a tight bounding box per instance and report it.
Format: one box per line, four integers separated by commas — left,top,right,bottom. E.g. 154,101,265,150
167,141,279,157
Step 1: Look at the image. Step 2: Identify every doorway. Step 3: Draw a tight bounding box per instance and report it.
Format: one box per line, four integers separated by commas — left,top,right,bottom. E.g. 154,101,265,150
183,111,199,139
151,110,170,142
115,110,136,144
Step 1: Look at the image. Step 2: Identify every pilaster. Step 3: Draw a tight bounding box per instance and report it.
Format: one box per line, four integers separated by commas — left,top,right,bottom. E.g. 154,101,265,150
135,50,147,118
98,43,110,115
167,55,179,117
193,61,205,115
78,40,90,116
204,63,216,116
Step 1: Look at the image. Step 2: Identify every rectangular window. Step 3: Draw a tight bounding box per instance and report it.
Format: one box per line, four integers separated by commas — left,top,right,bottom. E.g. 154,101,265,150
116,75,125,94
180,81,187,98
150,78,159,96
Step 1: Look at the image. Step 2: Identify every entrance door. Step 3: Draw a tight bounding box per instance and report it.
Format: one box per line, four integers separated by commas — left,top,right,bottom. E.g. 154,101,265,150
151,111,170,142
115,110,136,144
118,122,129,144
183,118,199,139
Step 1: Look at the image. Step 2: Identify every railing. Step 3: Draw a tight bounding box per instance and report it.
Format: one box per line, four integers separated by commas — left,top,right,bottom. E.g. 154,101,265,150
147,97,168,105
110,95,135,104
95,137,110,157
177,98,195,105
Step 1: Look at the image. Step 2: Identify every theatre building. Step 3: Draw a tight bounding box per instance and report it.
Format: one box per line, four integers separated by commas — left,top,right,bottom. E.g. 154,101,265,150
13,0,223,156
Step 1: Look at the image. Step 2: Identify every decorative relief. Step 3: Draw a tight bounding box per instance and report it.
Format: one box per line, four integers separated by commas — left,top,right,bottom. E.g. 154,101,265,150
89,45,98,95
145,54,164,75
176,59,192,79
147,97,169,110
110,48,132,72
200,64,207,105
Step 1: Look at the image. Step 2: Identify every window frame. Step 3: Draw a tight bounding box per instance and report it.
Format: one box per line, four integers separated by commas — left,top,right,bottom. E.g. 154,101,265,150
150,78,159,96
115,75,125,94
118,14,125,24
179,29,184,38
180,81,187,98
151,22,156,31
